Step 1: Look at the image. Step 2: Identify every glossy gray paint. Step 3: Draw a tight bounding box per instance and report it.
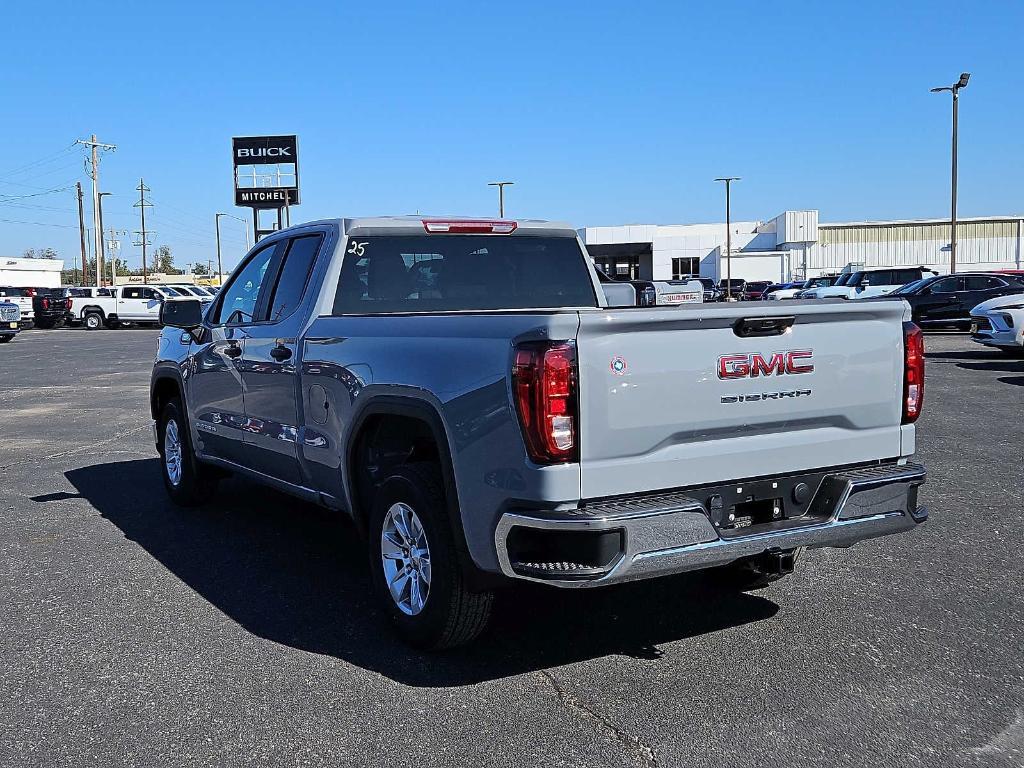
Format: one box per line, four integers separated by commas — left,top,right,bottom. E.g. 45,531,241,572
152,216,923,583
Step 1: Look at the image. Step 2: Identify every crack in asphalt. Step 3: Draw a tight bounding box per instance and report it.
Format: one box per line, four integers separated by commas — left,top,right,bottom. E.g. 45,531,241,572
0,425,151,471
539,669,659,767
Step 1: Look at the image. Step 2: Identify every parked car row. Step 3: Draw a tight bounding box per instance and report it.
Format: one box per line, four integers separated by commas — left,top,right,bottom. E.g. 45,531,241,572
0,284,219,339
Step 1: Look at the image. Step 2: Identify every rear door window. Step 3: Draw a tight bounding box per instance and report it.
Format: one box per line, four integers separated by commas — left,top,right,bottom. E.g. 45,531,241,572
333,235,597,314
262,235,323,322
122,287,143,299
892,269,923,284
964,275,1005,291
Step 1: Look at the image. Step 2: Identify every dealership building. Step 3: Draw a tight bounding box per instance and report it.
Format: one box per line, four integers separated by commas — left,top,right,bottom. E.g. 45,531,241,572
579,211,1024,283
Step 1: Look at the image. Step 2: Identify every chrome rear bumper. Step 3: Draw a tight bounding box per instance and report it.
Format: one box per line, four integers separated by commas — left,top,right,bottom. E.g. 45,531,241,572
494,462,926,588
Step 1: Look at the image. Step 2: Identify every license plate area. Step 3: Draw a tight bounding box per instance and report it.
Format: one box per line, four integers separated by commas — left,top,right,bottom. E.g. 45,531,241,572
683,471,836,539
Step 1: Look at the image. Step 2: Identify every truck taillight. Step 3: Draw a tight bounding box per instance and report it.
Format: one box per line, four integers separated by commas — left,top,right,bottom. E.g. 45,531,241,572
65,298,72,310
512,341,578,464
41,297,50,310
902,321,925,423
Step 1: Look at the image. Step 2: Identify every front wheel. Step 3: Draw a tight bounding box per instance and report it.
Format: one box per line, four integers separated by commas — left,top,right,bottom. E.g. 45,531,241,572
159,398,217,506
83,312,104,331
368,463,493,649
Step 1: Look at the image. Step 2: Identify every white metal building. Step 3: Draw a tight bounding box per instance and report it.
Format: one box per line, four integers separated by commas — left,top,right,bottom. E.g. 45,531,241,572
579,212,1024,282
0,257,64,288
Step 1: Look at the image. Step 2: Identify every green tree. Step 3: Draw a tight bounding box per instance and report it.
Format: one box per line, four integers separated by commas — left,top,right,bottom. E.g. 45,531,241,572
153,245,180,275
191,262,209,275
23,247,58,260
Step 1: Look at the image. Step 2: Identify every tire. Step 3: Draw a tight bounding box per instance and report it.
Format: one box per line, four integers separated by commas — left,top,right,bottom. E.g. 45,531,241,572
83,312,104,331
158,397,218,506
368,463,493,650
0,335,12,343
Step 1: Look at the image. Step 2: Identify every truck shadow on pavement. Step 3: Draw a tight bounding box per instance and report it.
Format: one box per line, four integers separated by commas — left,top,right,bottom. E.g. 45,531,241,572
54,458,779,687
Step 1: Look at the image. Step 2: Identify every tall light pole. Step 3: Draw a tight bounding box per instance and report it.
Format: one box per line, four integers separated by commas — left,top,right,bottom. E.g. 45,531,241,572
215,213,226,287
488,181,514,217
931,72,970,274
216,212,249,285
714,177,741,300
98,192,112,285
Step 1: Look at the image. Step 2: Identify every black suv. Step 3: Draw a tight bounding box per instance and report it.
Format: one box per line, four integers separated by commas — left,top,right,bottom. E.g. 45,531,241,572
887,272,1024,329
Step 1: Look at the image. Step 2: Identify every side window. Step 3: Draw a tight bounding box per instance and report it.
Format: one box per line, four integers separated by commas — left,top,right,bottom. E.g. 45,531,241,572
891,269,920,285
263,235,323,322
929,277,959,293
861,271,886,286
212,242,280,325
964,276,1003,291
123,287,141,299
144,288,160,300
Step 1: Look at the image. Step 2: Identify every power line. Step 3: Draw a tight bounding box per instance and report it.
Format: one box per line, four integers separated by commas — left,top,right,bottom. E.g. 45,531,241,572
0,143,76,180
0,216,80,229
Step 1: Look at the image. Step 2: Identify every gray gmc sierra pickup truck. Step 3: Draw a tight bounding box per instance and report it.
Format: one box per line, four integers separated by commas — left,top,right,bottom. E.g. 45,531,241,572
151,216,927,649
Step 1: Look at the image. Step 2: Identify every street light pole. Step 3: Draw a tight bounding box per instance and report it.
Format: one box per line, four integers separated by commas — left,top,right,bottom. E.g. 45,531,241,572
931,72,970,274
714,177,741,300
215,213,225,287
98,192,112,286
487,181,514,217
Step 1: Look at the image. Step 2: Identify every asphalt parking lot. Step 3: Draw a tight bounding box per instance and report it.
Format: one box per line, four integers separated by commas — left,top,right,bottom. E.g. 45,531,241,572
2,327,1022,767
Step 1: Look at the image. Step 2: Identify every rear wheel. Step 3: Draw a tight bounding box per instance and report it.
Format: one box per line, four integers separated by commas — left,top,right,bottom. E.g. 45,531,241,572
159,397,218,506
368,463,493,649
83,312,103,331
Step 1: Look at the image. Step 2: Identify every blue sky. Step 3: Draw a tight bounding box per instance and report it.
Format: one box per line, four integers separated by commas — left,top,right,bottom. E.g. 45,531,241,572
2,0,1022,272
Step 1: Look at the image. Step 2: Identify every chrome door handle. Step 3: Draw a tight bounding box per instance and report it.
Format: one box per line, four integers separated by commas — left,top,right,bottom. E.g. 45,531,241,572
270,345,292,362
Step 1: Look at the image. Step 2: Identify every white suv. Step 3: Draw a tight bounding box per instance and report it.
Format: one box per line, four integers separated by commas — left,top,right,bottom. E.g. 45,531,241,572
804,267,936,300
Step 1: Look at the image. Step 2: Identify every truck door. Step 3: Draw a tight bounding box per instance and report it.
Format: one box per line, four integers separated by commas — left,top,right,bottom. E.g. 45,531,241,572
237,233,325,486
188,241,282,465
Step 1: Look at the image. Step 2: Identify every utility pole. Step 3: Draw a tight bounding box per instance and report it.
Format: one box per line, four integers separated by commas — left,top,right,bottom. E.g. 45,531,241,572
75,135,116,287
76,182,88,285
714,177,741,300
487,181,514,217
133,179,153,283
106,227,127,286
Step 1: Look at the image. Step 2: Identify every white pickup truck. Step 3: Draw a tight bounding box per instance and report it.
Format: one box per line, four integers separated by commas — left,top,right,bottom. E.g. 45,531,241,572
72,285,210,330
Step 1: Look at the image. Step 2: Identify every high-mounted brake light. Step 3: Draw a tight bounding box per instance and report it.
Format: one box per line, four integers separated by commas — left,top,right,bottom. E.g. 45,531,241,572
422,219,517,234
512,341,578,464
902,321,925,423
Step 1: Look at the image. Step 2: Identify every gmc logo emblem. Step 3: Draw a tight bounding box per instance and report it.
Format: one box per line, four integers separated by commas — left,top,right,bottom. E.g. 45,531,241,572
718,350,814,379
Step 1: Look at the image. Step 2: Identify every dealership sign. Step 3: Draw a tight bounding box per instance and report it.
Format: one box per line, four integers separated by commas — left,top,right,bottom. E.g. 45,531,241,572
232,135,300,208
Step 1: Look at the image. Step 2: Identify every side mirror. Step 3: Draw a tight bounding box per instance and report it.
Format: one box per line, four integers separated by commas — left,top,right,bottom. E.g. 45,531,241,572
160,298,204,329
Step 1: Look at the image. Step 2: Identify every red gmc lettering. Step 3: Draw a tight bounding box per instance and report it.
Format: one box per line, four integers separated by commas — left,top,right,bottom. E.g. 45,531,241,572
750,352,787,377
786,349,814,374
718,350,815,379
718,354,749,379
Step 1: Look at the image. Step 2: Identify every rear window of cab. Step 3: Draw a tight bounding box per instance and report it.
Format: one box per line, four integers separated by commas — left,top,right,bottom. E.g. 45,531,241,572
332,235,598,314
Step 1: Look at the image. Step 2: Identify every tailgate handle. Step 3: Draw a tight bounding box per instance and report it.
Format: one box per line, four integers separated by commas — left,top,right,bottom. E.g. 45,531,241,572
733,316,795,338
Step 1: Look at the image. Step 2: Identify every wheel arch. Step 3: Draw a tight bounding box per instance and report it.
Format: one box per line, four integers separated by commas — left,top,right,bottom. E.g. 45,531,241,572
345,395,484,585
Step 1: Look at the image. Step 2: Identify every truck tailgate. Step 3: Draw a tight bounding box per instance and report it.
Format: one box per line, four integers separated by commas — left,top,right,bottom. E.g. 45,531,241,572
575,300,909,499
